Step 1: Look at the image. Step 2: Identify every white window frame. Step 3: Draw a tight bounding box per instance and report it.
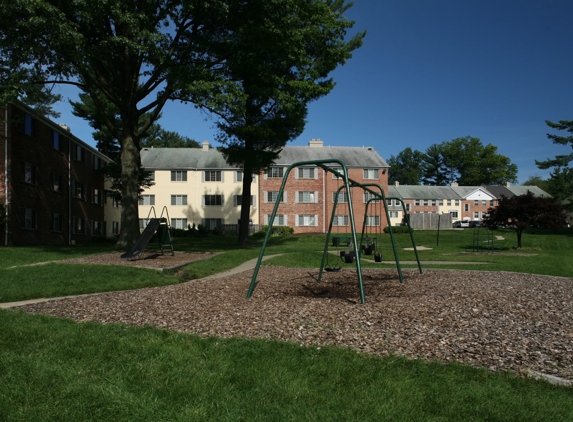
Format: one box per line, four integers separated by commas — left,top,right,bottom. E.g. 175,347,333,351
332,215,349,226
365,215,380,226
140,194,155,206
203,195,223,206
297,191,317,203
171,171,187,182
171,195,188,206
296,214,318,227
363,168,379,180
204,170,222,182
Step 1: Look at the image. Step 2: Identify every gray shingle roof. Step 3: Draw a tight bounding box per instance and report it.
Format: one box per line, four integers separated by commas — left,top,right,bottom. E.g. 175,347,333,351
141,147,237,170
393,185,460,199
273,146,389,168
141,145,389,170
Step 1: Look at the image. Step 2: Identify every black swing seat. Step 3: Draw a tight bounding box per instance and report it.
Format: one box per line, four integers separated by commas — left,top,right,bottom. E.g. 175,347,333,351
325,266,341,272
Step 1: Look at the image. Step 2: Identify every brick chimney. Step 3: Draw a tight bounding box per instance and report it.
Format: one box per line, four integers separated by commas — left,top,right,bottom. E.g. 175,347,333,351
308,139,323,148
202,140,210,151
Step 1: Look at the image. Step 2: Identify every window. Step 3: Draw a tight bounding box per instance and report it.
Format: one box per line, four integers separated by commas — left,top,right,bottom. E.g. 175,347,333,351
389,211,399,218
363,168,379,179
267,167,284,178
266,191,285,203
203,195,222,206
92,221,102,236
51,173,62,192
331,167,343,179
423,200,429,206
72,179,85,200
415,199,421,206
22,161,36,184
204,170,222,182
234,195,254,206
139,195,155,206
171,195,188,206
264,214,287,226
447,199,452,206
464,204,470,212
171,171,187,181
365,193,381,203
405,203,411,211
482,200,487,206
93,188,101,205
172,218,188,229
474,200,479,206
236,171,243,182
365,215,380,226
455,200,460,206
23,113,35,136
112,221,120,234
297,191,316,203
52,131,60,150
474,212,480,220
51,213,63,232
332,215,349,226
490,200,495,206
113,198,119,208
450,211,459,219
21,208,37,229
73,216,85,234
297,214,317,226
298,167,315,179
139,219,152,230
204,218,223,230
333,192,349,203
92,155,102,170
73,143,86,164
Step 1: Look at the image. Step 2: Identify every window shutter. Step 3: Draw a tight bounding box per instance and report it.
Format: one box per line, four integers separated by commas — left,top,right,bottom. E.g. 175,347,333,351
233,171,237,183
201,195,205,206
295,215,299,226
220,196,224,206
221,171,224,183
295,191,299,203
251,195,256,207
284,215,288,226
264,171,267,180
283,191,287,203
295,169,299,179
263,191,267,203
314,215,319,226
233,195,238,207
264,215,268,225
314,191,318,203
314,169,318,180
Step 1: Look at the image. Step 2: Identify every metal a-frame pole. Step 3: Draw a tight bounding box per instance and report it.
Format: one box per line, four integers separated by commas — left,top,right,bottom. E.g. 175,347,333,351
247,159,365,304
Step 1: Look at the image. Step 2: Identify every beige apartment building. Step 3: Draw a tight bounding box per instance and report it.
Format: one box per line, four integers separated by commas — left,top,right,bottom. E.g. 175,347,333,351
139,142,259,231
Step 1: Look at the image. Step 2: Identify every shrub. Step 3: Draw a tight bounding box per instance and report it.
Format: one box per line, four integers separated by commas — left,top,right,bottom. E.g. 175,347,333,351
384,226,412,234
250,225,294,239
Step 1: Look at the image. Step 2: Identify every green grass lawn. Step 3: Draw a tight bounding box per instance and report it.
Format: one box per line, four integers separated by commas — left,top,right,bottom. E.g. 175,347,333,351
1,229,572,420
2,309,572,422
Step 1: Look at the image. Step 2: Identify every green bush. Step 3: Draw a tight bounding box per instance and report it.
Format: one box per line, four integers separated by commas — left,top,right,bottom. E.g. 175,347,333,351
384,225,412,234
250,225,294,239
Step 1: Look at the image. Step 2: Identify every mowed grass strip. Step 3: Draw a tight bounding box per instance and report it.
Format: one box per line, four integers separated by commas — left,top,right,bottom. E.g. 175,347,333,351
0,264,182,303
1,309,572,422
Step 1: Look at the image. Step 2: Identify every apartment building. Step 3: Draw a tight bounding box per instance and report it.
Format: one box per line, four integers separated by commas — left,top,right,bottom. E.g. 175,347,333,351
258,139,390,234
138,139,390,235
139,141,259,231
1,101,118,246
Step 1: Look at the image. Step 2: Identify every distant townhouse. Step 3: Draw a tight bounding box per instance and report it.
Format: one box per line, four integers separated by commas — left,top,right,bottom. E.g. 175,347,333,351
139,141,259,231
0,101,118,246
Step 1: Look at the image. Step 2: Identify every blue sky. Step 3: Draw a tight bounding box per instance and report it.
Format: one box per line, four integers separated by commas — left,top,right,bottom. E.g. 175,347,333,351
52,0,573,184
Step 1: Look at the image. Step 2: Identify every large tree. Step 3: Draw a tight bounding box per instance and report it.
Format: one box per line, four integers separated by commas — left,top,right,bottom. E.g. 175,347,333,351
483,191,566,248
191,0,365,246
0,0,230,249
536,119,573,208
421,143,449,185
387,147,425,185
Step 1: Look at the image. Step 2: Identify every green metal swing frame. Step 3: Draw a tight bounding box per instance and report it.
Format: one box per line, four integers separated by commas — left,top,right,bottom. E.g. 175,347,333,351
246,159,422,304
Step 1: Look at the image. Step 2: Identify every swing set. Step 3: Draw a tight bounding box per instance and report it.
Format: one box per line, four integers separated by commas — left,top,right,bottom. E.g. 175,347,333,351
246,159,422,304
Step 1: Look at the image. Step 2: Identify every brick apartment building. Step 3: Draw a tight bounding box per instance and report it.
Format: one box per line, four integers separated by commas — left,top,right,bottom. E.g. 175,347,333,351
1,101,119,246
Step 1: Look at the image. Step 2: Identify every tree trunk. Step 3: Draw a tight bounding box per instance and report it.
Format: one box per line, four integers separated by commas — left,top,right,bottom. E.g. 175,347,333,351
238,162,253,247
116,135,141,251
